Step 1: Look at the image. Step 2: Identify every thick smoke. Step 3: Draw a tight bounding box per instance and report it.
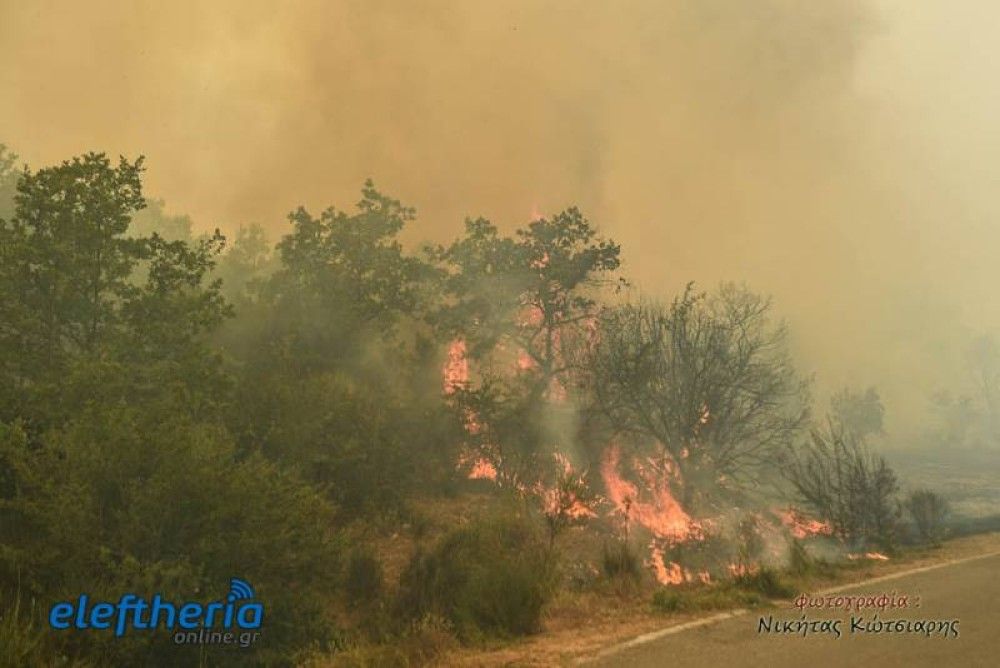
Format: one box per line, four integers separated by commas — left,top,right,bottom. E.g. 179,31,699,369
3,0,1000,438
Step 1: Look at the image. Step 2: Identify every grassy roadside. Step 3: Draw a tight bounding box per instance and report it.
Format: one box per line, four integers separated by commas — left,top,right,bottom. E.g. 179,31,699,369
434,531,1000,667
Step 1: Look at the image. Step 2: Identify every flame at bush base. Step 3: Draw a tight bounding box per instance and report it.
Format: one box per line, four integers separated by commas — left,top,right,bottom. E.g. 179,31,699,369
848,552,890,561
775,507,833,539
442,339,469,395
600,445,700,542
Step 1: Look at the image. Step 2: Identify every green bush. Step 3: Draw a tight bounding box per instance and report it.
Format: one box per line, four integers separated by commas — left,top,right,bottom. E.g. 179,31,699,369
651,585,764,613
0,593,57,668
601,539,641,580
907,488,950,545
787,539,811,575
345,547,384,608
397,511,556,639
0,413,343,666
321,614,458,668
733,568,795,599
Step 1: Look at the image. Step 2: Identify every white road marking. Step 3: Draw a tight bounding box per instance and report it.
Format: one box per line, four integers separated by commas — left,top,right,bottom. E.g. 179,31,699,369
581,549,1000,664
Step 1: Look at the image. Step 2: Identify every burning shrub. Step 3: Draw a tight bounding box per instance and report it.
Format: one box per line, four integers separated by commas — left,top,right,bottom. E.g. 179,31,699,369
397,511,556,639
584,285,809,509
906,488,950,545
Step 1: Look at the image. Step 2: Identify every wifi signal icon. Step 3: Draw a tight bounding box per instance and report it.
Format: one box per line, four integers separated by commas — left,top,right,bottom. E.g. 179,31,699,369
227,577,255,603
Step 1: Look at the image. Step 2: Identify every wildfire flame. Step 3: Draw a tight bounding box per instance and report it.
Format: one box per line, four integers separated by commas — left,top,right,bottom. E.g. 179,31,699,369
537,452,598,521
602,445,697,542
649,546,687,585
602,444,712,585
455,448,499,481
442,339,469,395
728,563,760,578
468,457,498,481
775,507,833,539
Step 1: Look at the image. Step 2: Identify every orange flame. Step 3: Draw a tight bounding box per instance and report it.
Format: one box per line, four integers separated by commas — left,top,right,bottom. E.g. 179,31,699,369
728,563,760,578
516,349,537,371
775,507,833,539
468,457,498,481
537,452,597,520
649,546,687,585
442,339,469,395
601,445,699,542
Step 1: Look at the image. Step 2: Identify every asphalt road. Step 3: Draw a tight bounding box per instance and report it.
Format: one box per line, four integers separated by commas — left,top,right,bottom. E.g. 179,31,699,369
589,552,1000,668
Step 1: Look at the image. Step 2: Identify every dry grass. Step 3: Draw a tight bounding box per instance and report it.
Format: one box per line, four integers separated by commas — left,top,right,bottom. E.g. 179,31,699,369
435,531,1000,667
316,492,1000,668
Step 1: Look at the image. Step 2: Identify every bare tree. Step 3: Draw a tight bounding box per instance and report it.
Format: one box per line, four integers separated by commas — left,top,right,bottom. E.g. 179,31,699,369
583,283,809,503
783,419,899,549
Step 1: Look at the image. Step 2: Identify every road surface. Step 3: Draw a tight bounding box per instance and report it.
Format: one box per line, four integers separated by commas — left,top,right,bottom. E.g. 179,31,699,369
589,552,1000,668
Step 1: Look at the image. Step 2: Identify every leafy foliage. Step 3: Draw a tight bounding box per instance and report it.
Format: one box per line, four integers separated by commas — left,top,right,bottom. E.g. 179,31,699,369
906,488,950,545
397,511,556,639
0,152,343,664
830,386,884,439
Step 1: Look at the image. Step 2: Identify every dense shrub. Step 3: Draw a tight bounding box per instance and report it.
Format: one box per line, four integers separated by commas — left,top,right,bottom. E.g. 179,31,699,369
0,594,53,668
651,585,763,613
397,511,556,639
907,488,950,545
345,547,384,607
0,413,342,666
601,540,641,580
732,568,795,598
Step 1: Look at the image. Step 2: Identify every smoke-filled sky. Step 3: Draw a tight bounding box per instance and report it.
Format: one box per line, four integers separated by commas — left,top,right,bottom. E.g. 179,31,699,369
3,0,1000,436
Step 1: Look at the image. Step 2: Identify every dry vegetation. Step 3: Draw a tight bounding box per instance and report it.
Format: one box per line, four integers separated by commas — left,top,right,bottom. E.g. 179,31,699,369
307,483,1000,667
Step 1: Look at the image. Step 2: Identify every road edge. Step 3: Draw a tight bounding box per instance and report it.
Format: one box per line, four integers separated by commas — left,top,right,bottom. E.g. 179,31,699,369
580,548,1000,665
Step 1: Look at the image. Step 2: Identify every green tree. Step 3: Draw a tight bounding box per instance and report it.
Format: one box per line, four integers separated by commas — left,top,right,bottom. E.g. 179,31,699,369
429,209,620,484
783,419,900,550
226,183,457,512
830,386,884,439
0,152,231,427
0,144,18,221
0,151,343,664
431,208,621,400
129,197,193,241
215,223,274,304
261,181,430,371
906,488,950,545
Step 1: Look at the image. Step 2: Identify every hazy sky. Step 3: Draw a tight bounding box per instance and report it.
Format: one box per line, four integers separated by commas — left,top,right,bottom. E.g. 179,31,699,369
4,0,1000,435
